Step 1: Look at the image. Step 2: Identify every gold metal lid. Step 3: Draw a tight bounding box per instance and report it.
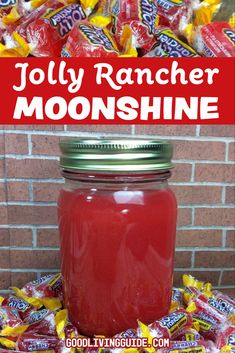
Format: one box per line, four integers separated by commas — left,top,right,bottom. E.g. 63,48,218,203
59,139,173,172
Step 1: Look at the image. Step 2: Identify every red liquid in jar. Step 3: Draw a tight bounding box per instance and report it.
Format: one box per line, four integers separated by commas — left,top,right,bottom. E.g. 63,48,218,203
58,182,177,337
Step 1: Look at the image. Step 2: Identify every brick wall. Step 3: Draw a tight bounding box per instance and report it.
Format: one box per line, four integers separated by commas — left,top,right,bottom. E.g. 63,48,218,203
0,125,234,295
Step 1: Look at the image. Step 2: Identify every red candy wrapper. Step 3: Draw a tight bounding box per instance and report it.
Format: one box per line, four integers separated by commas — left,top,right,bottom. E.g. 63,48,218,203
1,296,34,320
110,0,157,51
0,306,22,329
195,293,234,320
15,0,64,40
213,291,235,316
193,22,235,57
26,2,86,56
216,325,235,349
18,272,63,298
187,294,227,341
145,26,198,57
157,340,217,353
16,333,59,351
24,308,57,336
174,328,201,342
62,20,120,57
157,0,194,33
138,309,193,346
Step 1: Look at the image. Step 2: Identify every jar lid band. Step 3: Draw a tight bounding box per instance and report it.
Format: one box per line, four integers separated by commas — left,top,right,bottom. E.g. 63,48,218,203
59,139,174,172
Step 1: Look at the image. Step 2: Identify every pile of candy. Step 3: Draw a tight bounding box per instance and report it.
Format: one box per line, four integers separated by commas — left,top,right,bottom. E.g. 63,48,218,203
0,0,234,57
0,273,234,353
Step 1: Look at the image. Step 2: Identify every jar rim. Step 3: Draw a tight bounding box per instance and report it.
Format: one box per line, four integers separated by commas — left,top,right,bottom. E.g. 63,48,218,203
59,138,174,172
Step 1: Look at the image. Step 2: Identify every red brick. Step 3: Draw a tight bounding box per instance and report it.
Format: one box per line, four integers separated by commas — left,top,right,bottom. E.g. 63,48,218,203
32,136,60,156
178,208,192,226
221,271,235,286
176,229,222,247
7,205,57,225
5,134,28,154
11,272,38,287
0,271,11,290
0,206,7,224
195,250,235,267
195,163,234,182
135,126,196,136
220,288,235,296
6,159,60,179
200,126,235,137
174,251,192,268
7,125,64,131
37,229,59,247
174,140,225,161
228,142,235,161
0,228,9,246
171,163,192,182
0,250,10,268
226,230,235,247
0,134,4,154
7,182,29,201
0,159,5,178
226,186,235,204
0,182,5,202
10,250,60,269
195,208,235,226
9,229,32,247
67,125,132,133
33,183,61,202
173,185,222,204
173,271,220,287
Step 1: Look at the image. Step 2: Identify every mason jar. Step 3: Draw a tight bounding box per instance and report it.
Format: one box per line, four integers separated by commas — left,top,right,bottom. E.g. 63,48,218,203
58,139,177,337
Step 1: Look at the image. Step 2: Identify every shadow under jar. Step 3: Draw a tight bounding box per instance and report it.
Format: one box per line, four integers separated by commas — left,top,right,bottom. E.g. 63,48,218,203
58,139,177,337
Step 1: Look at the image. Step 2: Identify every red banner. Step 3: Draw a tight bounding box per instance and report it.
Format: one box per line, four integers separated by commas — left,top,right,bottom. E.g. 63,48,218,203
0,57,234,124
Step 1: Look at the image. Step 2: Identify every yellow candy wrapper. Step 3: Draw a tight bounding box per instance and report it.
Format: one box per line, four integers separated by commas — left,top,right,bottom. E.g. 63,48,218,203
89,0,111,27
80,0,99,15
119,25,138,57
0,337,16,349
0,31,30,57
220,346,235,353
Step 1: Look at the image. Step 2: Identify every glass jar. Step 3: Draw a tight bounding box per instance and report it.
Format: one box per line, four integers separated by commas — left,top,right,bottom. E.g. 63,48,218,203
58,139,177,337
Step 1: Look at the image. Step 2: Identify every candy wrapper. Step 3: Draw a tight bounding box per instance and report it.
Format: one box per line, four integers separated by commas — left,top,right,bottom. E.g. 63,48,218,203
170,288,184,312
62,21,137,57
11,273,63,310
216,325,235,349
25,2,87,56
89,0,111,27
23,308,57,336
157,0,197,34
157,340,217,353
16,333,59,351
110,0,157,51
187,295,227,341
145,27,198,57
138,309,193,352
193,22,235,57
0,306,29,336
1,296,35,320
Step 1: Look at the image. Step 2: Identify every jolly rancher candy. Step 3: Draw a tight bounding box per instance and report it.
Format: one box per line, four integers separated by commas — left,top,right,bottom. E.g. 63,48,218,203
156,0,196,33
12,273,63,310
157,340,217,353
144,26,198,57
138,309,193,352
25,1,86,56
16,332,59,351
193,21,235,57
1,296,35,320
61,20,119,56
110,0,157,51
